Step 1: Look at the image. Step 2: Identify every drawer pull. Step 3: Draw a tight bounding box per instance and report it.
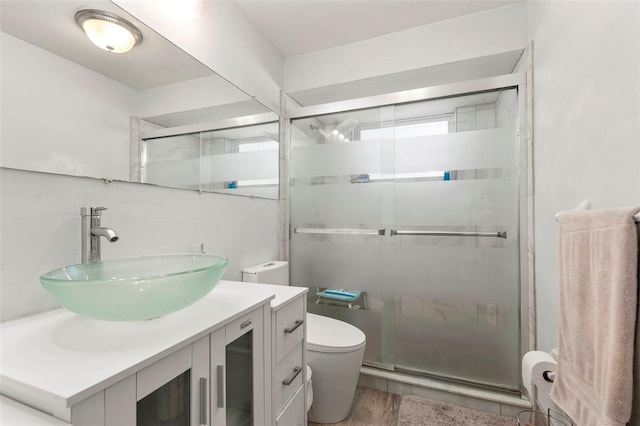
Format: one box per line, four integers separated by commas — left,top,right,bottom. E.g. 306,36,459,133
282,366,302,386
284,319,304,334
240,319,252,329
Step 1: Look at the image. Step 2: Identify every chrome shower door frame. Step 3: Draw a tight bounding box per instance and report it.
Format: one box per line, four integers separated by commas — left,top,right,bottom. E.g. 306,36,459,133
285,72,531,391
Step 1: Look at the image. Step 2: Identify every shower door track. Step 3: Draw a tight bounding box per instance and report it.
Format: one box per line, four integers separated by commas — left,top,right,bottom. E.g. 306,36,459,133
361,361,521,394
287,74,524,120
392,365,521,394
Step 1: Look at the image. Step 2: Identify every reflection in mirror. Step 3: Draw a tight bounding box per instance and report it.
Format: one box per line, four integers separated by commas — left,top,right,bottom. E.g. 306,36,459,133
0,0,278,199
141,119,279,199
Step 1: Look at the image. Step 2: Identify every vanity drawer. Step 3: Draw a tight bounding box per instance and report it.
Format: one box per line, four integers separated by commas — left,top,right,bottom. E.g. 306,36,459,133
275,299,304,362
274,340,304,413
276,385,305,426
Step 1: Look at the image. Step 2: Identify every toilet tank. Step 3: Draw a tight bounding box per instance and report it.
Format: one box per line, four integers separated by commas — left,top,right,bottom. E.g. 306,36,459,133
242,261,289,285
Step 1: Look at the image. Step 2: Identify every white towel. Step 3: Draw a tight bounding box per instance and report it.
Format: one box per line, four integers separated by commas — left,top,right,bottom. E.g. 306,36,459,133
550,207,640,426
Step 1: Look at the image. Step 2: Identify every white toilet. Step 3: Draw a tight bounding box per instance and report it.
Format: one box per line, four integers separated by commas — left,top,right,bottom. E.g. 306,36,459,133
242,261,366,424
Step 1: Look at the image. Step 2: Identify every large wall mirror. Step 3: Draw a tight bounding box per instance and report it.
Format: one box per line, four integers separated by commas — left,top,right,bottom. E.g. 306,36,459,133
0,0,280,199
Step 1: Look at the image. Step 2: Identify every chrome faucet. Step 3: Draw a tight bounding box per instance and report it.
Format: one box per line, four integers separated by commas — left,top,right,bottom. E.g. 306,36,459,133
81,207,118,263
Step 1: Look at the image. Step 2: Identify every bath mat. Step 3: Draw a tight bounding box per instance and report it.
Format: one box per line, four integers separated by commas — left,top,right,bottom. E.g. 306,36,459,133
397,395,518,426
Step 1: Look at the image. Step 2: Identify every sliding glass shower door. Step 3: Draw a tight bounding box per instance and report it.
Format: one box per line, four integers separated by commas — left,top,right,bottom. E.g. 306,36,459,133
290,86,522,390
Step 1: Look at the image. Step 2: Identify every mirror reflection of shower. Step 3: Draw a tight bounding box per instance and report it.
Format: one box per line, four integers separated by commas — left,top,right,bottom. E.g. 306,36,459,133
310,118,358,142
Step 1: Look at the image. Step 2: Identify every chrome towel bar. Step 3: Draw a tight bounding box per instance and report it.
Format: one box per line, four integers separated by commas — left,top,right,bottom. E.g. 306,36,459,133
390,230,507,239
554,200,640,223
555,212,640,223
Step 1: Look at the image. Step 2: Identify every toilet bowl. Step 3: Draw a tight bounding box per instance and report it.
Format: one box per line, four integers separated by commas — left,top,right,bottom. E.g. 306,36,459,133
242,261,366,423
306,312,366,423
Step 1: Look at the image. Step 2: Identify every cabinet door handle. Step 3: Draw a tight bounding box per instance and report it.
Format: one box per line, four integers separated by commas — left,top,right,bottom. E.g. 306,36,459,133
199,377,207,425
282,366,302,386
284,319,304,334
240,319,252,329
216,365,225,408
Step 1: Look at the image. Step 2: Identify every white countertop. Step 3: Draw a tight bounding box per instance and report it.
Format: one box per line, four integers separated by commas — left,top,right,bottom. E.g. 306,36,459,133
235,280,308,311
0,280,278,420
0,396,70,426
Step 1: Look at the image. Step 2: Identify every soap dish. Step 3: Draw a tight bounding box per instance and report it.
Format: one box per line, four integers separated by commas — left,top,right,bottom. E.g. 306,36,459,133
316,289,362,301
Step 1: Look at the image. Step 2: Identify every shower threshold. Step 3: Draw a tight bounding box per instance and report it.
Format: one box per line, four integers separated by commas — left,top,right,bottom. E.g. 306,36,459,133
359,366,530,418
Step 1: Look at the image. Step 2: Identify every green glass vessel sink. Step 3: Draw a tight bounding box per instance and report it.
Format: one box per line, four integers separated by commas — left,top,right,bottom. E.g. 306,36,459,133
40,254,227,321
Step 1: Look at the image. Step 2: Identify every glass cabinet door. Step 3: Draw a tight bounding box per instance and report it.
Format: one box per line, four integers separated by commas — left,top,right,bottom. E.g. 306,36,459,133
225,331,253,425
134,337,209,426
138,370,190,426
211,311,264,426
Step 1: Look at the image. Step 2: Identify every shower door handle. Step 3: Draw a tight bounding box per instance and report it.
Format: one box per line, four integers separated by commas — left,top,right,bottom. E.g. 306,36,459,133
294,227,386,236
390,229,507,239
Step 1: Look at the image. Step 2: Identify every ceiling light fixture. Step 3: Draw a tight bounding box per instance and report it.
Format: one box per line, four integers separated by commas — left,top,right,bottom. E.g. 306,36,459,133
75,9,143,53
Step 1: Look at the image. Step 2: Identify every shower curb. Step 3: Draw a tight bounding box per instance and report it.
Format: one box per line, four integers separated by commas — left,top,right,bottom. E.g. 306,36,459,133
359,366,531,419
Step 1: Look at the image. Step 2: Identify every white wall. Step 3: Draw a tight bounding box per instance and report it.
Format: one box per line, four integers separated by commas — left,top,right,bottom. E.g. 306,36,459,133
529,0,640,351
113,0,284,113
0,32,137,180
0,168,279,322
137,75,253,119
284,3,527,93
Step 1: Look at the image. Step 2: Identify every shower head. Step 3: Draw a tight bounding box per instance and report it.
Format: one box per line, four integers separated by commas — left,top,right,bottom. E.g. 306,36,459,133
311,118,358,141
335,118,358,134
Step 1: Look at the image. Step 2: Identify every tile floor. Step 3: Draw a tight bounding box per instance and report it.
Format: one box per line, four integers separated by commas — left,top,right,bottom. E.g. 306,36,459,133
308,386,400,426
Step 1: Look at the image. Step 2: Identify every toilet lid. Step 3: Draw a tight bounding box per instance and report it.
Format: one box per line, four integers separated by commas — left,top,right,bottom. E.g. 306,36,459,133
306,313,366,353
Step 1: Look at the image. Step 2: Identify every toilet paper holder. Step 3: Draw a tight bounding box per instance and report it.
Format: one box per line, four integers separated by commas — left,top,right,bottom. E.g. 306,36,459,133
542,371,555,383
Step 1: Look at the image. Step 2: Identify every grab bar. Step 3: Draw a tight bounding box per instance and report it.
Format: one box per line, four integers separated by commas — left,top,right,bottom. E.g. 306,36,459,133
294,228,385,236
390,229,507,239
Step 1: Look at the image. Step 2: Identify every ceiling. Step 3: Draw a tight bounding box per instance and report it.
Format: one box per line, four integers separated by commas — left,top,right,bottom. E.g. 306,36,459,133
235,0,524,57
1,0,525,103
0,0,213,90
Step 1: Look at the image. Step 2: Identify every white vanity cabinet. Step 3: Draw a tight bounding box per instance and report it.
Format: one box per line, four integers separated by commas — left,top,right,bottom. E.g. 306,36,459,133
257,284,308,426
99,307,267,426
273,296,306,425
0,282,274,426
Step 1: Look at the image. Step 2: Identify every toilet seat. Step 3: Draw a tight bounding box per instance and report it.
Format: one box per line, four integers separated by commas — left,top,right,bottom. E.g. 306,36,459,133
306,313,366,353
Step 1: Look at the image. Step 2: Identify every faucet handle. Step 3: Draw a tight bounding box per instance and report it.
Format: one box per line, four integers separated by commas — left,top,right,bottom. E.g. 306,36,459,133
92,207,108,215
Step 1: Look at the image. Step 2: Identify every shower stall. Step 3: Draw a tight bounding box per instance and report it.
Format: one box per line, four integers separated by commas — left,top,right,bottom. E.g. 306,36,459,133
288,74,528,392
